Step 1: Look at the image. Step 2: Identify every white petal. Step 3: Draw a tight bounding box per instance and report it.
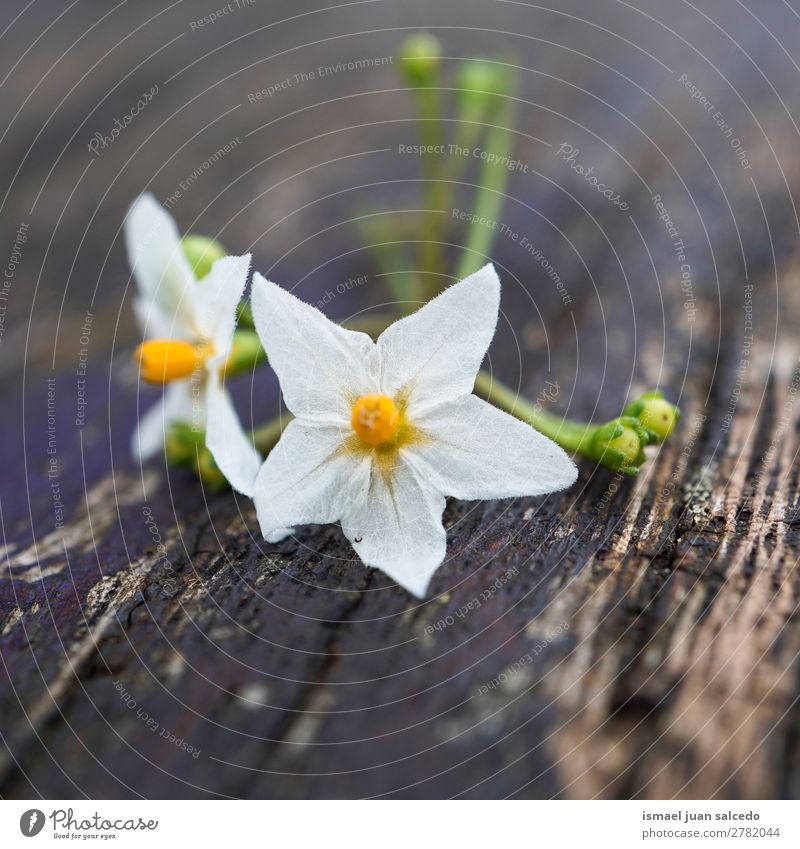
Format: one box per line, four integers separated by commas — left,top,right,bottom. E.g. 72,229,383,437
131,381,195,461
194,254,251,356
408,394,578,500
253,419,369,540
204,374,261,496
125,194,198,339
376,263,500,416
340,457,447,598
250,273,378,425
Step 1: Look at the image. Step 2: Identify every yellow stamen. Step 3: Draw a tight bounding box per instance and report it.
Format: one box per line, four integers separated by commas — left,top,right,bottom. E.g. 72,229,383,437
351,393,400,446
134,338,212,384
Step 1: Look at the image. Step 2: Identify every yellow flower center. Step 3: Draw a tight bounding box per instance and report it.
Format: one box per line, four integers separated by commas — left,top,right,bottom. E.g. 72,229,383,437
351,393,400,446
134,338,213,384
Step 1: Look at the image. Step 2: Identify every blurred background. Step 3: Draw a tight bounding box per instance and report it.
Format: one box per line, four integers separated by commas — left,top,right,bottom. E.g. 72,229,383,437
2,0,800,799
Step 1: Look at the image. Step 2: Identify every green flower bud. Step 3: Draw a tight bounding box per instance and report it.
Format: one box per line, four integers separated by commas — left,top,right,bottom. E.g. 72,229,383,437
220,329,267,378
193,447,229,492
181,234,227,280
623,390,681,442
165,421,204,466
456,59,505,114
398,32,442,86
590,416,651,474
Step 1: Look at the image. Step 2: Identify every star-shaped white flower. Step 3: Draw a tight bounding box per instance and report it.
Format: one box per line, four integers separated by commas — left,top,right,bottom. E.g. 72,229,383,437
126,194,260,495
250,264,577,597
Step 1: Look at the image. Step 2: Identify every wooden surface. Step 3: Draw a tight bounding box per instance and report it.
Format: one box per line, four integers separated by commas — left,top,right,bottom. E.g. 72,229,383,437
2,0,800,798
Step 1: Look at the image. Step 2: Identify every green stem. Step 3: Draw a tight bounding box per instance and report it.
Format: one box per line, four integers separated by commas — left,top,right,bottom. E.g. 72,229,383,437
355,217,423,304
441,119,480,189
455,95,516,281
473,370,598,455
416,87,446,288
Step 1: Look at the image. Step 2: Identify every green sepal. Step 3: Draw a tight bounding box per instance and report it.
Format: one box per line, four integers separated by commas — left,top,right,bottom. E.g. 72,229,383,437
181,234,227,280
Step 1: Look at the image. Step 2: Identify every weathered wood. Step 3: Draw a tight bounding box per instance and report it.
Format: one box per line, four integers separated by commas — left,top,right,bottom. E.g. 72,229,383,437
2,0,800,798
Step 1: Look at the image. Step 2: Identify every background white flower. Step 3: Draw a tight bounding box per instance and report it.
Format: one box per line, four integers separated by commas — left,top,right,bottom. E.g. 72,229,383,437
126,194,260,495
250,263,577,597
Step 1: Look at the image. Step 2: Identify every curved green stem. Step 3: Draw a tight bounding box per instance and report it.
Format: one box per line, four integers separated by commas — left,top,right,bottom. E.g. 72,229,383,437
455,103,516,280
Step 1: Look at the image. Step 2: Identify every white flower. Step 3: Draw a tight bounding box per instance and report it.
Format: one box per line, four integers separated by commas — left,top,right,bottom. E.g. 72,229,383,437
126,194,260,495
250,264,577,597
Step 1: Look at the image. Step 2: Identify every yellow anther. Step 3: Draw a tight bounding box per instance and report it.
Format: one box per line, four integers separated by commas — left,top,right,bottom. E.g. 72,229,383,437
351,393,400,446
134,338,212,384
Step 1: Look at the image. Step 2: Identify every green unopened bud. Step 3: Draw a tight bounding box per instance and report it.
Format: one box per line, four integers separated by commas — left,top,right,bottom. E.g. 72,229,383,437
590,417,651,474
398,32,441,86
181,234,227,280
456,59,505,114
220,329,267,378
165,421,204,466
193,447,228,492
623,391,681,442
